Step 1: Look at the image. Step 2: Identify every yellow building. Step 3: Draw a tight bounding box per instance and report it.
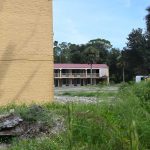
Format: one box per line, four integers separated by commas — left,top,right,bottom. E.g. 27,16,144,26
0,0,54,105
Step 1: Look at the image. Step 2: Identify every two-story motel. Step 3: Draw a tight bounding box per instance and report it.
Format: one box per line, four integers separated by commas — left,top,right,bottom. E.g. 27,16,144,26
54,64,109,87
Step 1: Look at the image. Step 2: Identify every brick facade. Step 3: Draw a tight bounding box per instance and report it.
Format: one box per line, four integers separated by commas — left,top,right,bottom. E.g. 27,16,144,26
0,0,54,105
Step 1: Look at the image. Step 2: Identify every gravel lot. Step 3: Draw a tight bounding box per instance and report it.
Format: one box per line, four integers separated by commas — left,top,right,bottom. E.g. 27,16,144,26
54,96,98,104
54,85,118,103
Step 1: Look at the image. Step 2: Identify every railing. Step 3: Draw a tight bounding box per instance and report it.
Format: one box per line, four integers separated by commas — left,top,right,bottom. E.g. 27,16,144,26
61,73,86,78
54,73,101,78
87,73,99,78
54,73,60,77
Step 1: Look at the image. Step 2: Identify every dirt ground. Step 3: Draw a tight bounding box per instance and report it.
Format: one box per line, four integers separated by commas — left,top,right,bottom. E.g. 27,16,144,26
54,85,119,95
54,85,119,103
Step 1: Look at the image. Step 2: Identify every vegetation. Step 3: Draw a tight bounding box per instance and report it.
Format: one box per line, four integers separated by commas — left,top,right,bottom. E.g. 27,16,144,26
54,6,150,83
61,91,116,98
0,81,147,149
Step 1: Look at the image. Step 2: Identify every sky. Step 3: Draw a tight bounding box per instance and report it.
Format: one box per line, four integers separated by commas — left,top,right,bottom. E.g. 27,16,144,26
53,0,149,49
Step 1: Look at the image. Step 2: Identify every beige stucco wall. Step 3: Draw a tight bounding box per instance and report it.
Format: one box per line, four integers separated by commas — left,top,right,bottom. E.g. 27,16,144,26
0,0,54,105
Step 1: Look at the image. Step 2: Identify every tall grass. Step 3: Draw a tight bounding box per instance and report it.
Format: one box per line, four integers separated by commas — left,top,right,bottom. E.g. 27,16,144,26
69,82,150,149
8,81,150,149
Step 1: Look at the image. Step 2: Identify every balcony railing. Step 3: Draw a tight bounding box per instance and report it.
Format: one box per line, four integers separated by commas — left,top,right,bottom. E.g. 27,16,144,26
55,73,60,77
54,73,101,78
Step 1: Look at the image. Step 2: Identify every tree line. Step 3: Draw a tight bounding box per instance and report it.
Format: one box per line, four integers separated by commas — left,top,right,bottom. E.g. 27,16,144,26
54,6,150,83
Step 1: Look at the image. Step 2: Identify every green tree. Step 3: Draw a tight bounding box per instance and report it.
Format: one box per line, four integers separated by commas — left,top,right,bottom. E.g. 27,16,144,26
124,28,147,80
59,42,71,63
69,44,85,63
145,6,150,73
117,50,127,82
146,6,150,33
53,41,62,63
87,38,112,63
83,46,98,64
107,48,122,83
53,41,71,63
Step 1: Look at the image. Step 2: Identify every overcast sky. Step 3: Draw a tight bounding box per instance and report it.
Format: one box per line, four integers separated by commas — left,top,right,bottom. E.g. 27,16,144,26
53,0,149,49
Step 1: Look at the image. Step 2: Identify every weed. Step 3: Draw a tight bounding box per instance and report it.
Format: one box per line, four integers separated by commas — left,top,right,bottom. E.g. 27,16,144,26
1,82,149,149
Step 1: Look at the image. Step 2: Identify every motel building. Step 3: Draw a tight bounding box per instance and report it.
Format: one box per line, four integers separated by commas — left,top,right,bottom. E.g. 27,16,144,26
54,64,109,87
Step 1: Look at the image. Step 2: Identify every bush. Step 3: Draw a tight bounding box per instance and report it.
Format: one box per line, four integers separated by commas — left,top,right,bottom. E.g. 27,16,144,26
119,82,129,91
132,81,150,102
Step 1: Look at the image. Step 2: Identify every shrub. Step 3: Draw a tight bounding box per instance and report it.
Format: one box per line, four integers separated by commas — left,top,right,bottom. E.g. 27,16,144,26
132,81,150,102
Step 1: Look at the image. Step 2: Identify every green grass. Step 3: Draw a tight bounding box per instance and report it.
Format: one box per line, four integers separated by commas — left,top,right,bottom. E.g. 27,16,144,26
61,91,116,98
9,137,66,150
1,82,149,150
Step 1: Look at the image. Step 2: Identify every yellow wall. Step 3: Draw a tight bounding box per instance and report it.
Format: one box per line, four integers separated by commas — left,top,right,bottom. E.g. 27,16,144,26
0,0,54,105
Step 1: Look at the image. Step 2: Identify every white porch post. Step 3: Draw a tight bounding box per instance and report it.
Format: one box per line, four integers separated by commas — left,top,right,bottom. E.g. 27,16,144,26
60,69,62,78
85,69,87,78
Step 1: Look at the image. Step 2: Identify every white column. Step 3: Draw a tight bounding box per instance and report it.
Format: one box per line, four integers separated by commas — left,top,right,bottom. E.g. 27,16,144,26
85,69,87,78
60,69,62,78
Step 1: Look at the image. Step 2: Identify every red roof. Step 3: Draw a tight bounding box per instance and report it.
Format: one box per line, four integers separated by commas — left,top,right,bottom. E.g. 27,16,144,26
54,64,108,69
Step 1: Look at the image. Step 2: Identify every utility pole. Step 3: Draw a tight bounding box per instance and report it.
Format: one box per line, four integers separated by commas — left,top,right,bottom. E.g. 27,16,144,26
123,67,125,82
122,51,125,82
